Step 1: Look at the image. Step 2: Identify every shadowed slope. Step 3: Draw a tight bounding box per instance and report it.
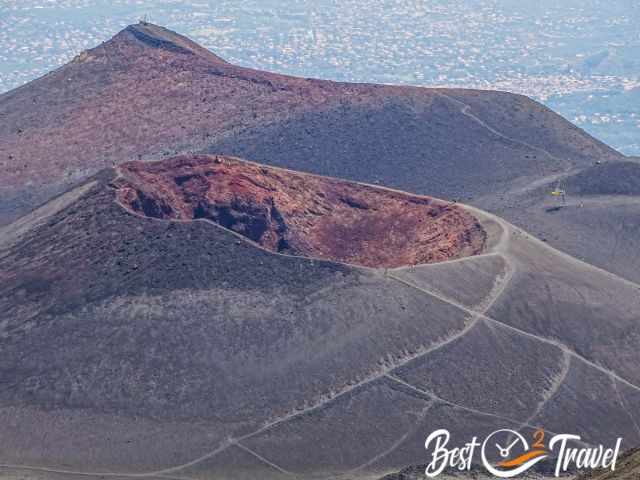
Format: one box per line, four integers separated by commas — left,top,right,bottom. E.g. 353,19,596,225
565,161,640,196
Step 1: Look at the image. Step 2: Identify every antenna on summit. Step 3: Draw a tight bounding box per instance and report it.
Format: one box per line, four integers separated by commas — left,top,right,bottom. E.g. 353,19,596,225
140,14,149,25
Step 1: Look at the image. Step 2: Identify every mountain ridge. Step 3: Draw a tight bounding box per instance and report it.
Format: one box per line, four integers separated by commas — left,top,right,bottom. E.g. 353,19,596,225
4,22,640,284
121,22,229,62
0,22,621,227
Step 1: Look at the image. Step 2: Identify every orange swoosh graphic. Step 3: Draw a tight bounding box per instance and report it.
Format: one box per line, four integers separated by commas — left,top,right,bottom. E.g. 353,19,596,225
497,450,547,468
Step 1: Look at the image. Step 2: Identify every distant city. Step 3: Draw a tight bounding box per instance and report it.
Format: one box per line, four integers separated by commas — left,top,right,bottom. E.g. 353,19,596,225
2,0,639,154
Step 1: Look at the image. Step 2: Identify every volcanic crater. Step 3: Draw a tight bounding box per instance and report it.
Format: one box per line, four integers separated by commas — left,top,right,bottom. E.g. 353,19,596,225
114,155,486,268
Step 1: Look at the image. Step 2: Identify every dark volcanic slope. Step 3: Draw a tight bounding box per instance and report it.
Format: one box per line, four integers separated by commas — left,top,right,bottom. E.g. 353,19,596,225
206,88,617,199
1,159,640,479
484,158,640,283
115,155,485,268
0,22,621,228
0,167,469,471
2,26,640,480
575,448,640,480
564,161,640,196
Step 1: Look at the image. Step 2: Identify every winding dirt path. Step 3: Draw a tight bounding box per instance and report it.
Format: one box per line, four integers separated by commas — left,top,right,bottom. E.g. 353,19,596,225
435,92,572,172
3,99,640,480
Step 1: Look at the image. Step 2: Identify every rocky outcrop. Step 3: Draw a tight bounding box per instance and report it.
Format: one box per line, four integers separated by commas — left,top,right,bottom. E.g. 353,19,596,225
115,155,486,268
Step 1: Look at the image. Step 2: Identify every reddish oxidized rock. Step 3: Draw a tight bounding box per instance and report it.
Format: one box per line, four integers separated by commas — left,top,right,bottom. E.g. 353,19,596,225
115,154,486,268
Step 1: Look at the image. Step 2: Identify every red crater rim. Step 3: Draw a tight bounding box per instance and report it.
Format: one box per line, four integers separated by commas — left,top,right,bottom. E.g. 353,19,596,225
114,155,486,268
